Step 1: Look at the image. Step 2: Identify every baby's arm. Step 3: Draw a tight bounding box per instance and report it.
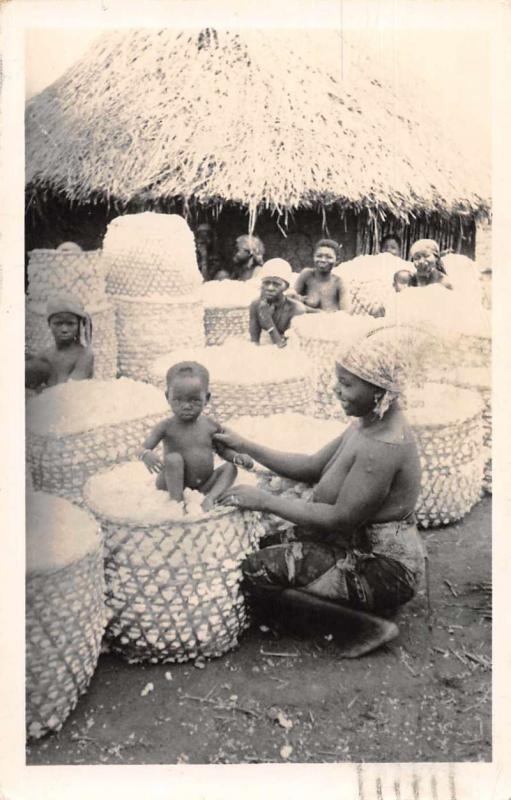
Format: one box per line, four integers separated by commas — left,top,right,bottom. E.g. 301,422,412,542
210,420,254,469
69,347,94,380
138,420,169,473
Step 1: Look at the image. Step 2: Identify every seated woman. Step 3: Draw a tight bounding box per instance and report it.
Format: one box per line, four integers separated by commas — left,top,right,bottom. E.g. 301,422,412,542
408,239,452,289
231,234,266,281
25,294,94,391
294,239,348,312
215,328,425,657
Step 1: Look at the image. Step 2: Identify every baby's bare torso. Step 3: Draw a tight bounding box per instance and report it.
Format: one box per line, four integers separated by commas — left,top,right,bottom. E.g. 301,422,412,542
44,343,85,386
162,415,218,489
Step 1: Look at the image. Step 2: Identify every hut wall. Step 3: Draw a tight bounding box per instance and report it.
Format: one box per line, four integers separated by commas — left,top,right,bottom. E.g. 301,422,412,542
475,219,492,269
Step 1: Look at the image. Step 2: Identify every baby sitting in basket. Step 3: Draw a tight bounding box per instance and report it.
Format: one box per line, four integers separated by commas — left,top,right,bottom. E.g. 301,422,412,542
138,361,253,512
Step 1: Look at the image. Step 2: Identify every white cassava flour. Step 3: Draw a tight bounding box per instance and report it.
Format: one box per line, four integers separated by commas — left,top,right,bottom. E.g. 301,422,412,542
27,378,168,436
26,492,101,574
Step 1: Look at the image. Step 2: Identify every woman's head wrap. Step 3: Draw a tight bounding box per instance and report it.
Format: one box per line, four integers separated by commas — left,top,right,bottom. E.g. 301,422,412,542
235,235,265,266
46,293,92,346
409,239,440,259
336,325,408,418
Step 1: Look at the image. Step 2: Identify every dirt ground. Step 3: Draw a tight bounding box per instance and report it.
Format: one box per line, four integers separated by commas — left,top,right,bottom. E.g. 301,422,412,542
26,497,491,766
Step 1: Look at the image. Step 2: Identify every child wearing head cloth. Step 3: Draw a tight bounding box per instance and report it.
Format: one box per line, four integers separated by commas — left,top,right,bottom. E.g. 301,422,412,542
408,239,452,289
138,360,253,511
25,293,94,390
249,259,307,347
294,239,348,312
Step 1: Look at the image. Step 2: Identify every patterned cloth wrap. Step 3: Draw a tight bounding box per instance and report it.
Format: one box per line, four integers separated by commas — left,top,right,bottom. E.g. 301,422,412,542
243,516,425,613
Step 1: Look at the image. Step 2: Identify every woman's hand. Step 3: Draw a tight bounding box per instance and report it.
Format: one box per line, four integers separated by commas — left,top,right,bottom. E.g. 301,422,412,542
217,485,269,512
213,427,248,453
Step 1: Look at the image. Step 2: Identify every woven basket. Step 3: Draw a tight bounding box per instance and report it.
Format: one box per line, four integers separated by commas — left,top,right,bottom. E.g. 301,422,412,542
27,379,167,501
26,495,106,739
105,250,202,298
114,294,205,380
204,306,251,346
430,368,491,494
407,384,485,528
83,469,264,663
148,341,315,421
27,248,107,308
26,300,118,380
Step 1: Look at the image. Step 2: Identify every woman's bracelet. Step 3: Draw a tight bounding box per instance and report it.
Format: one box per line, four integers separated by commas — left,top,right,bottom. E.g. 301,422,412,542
266,326,276,334
139,448,151,460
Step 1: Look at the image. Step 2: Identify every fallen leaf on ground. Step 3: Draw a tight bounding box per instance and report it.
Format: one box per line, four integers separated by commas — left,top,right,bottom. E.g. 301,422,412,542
280,744,293,759
140,682,154,697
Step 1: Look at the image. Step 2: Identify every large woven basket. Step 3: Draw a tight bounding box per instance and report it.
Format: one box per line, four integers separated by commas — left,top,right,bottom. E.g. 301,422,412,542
26,300,118,380
83,467,264,663
148,341,315,421
430,368,491,494
26,493,107,739
26,379,168,501
27,248,107,308
114,294,205,380
103,213,202,298
407,384,485,528
204,306,251,346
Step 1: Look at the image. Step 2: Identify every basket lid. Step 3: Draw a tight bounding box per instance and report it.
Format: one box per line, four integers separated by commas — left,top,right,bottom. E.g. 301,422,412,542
26,378,167,436
26,492,101,574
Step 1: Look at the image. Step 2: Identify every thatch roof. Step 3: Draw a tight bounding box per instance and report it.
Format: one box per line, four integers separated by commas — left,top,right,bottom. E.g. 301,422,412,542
25,28,490,224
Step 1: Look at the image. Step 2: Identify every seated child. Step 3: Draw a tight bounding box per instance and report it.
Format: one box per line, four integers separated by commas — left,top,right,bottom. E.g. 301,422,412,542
408,240,453,289
294,239,348,312
139,361,253,512
25,294,94,390
249,259,306,348
392,269,414,293
381,234,402,258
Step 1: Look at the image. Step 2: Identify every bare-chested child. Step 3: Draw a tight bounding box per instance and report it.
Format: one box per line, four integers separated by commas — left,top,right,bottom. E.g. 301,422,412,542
294,239,348,312
138,361,253,512
392,269,414,293
249,259,306,348
25,294,94,391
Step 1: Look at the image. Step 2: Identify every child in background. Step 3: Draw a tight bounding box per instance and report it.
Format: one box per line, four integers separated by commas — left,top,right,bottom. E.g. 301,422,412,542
294,239,348,312
25,294,94,390
139,361,253,511
249,259,306,348
381,234,402,258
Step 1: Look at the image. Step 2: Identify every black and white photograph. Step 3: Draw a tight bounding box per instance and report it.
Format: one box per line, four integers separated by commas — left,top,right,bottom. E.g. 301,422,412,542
1,0,510,796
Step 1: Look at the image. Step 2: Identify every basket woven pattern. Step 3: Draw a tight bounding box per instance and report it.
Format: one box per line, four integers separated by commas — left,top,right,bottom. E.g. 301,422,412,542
347,282,386,317
27,249,106,307
106,251,201,298
291,332,347,420
26,302,118,380
88,508,264,663
114,297,205,380
423,335,491,373
26,548,107,739
210,375,315,420
204,307,251,346
413,411,484,528
27,413,165,501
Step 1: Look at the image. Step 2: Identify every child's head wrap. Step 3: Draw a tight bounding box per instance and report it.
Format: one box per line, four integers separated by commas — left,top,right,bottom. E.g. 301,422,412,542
259,259,293,287
46,294,92,345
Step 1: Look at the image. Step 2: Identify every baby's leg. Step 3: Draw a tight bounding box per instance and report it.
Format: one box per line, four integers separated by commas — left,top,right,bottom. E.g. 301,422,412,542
200,462,237,510
155,453,185,501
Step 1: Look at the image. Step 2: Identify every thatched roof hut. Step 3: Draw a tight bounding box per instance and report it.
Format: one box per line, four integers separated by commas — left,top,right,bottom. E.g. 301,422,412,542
25,28,490,261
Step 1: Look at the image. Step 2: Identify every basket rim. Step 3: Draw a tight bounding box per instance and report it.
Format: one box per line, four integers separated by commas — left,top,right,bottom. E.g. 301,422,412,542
26,543,102,579
113,293,203,306
27,408,166,440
